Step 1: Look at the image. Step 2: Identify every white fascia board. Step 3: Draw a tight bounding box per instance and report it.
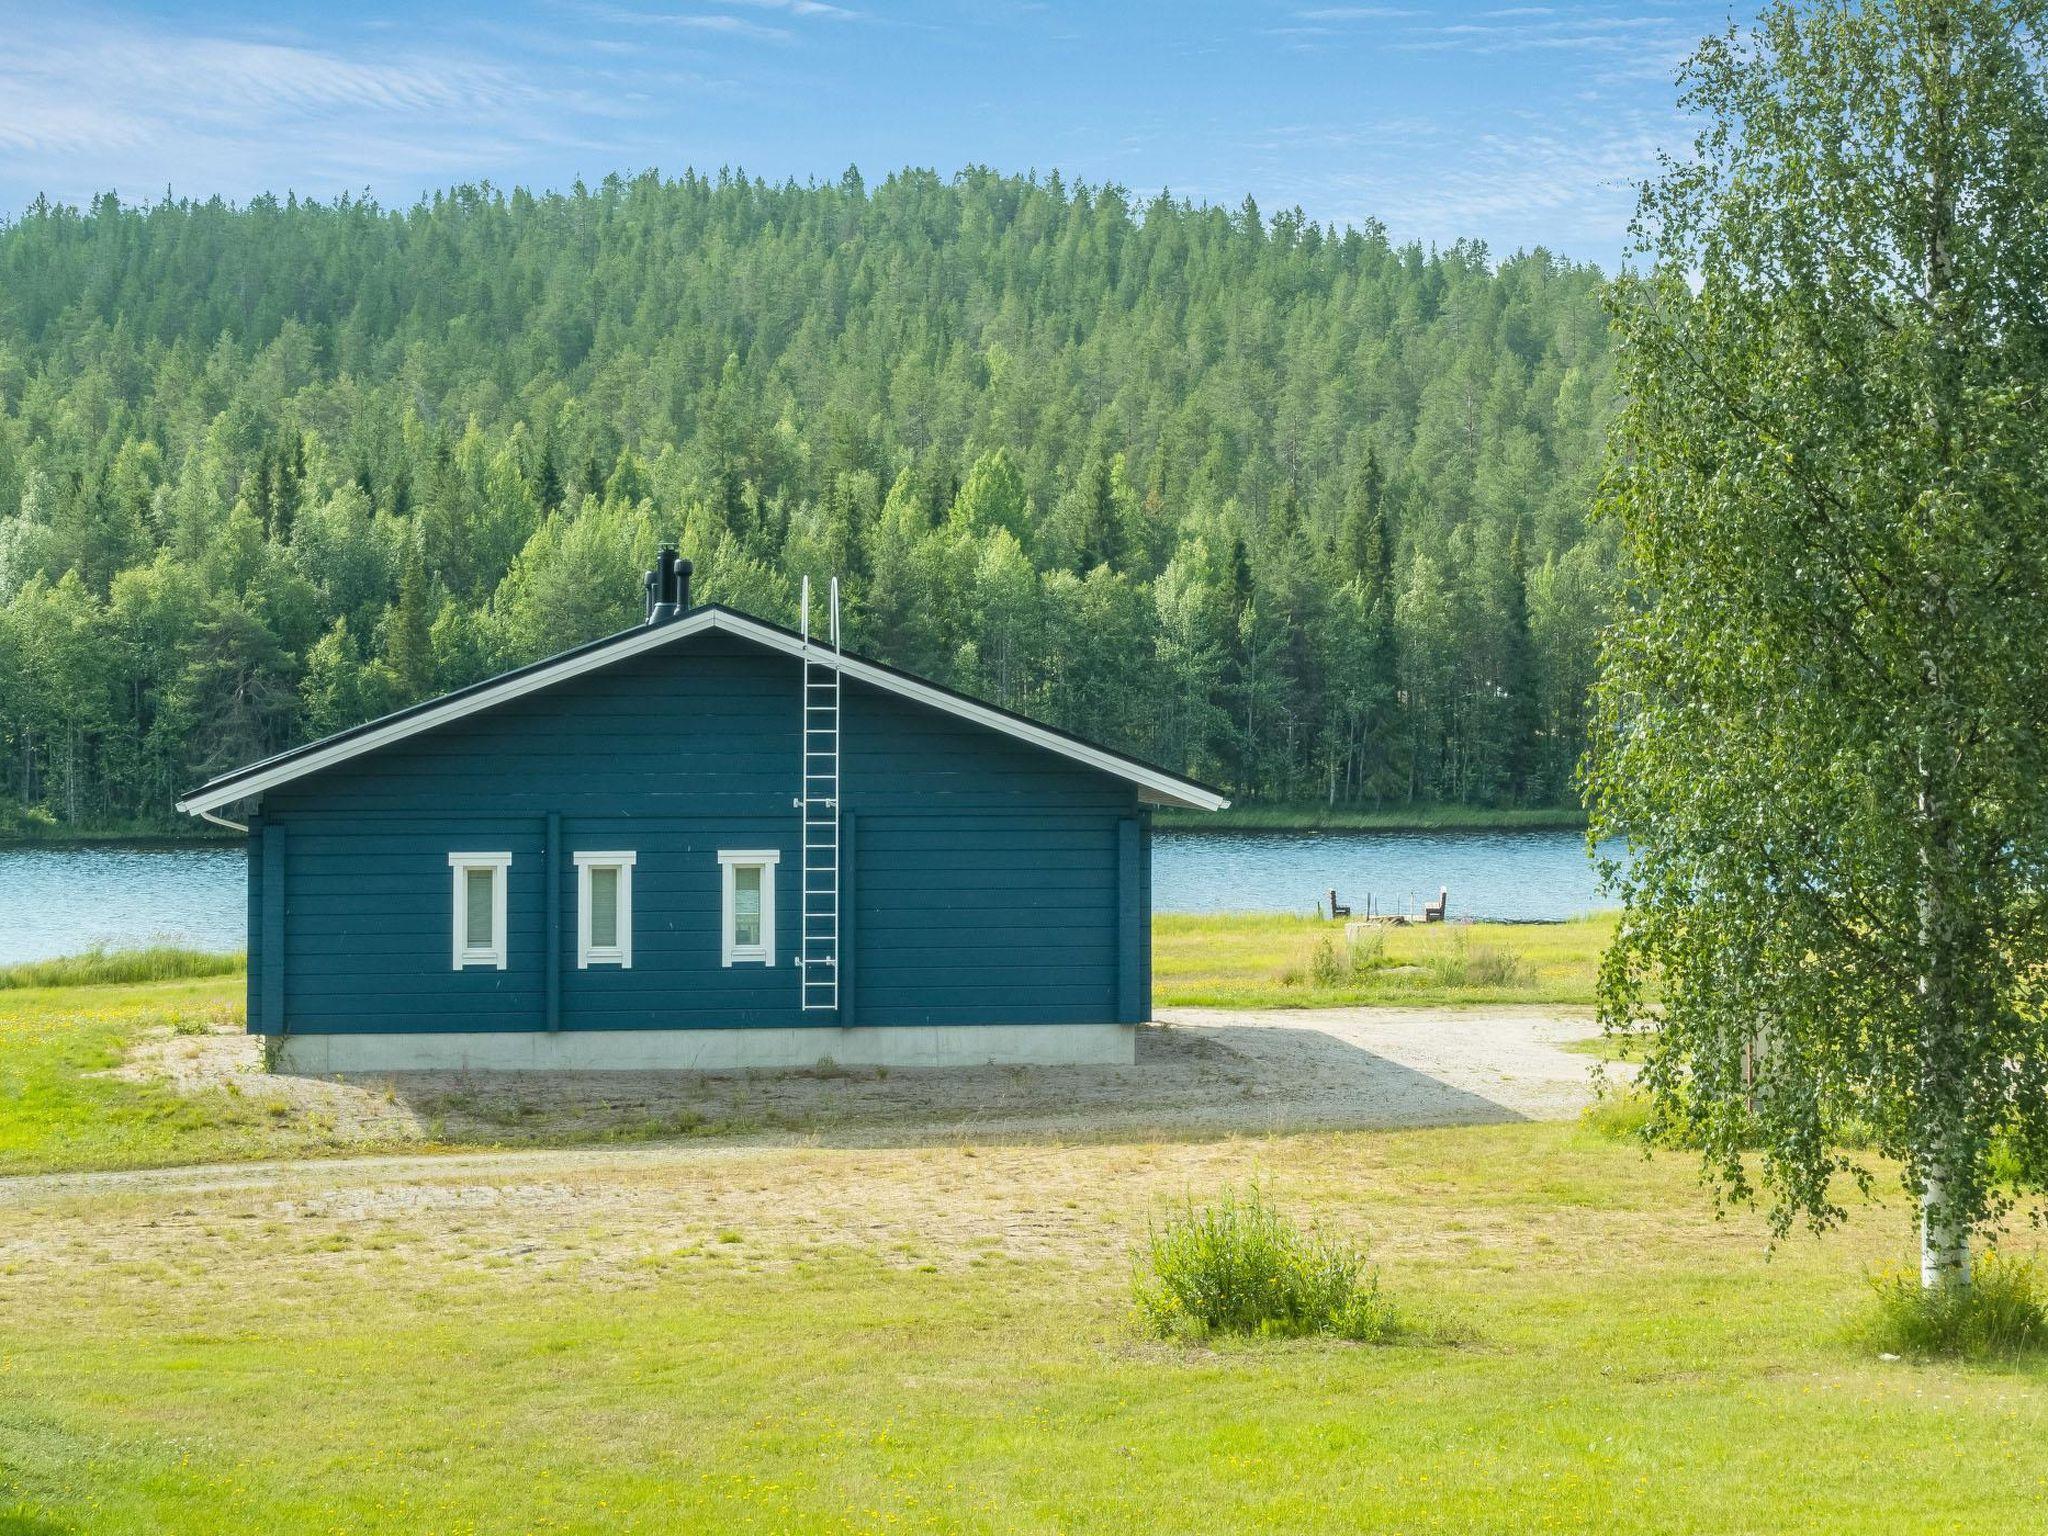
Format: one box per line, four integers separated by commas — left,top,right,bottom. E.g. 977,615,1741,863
175,607,1230,816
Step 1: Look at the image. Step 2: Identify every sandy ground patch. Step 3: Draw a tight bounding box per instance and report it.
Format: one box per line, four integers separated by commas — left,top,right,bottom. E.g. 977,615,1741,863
112,1005,1606,1154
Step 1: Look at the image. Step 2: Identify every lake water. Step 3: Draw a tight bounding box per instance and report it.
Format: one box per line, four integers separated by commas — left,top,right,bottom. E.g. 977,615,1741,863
0,829,1616,966
0,846,247,965
1152,828,1619,922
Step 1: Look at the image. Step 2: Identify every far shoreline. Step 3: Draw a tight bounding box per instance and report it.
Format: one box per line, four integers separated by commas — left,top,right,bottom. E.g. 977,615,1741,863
0,827,243,851
1153,803,1589,834
1,806,1593,847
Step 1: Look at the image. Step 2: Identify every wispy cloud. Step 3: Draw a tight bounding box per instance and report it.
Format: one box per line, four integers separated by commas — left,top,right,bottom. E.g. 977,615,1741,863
0,11,655,204
720,0,863,16
571,0,863,40
1389,7,1697,59
1293,5,1420,18
1239,102,1674,263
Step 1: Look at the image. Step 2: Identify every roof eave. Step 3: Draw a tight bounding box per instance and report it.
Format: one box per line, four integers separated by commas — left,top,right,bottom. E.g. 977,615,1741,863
176,606,1228,816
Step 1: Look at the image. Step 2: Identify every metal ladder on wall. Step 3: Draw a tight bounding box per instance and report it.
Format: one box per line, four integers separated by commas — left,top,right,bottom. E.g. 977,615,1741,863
795,575,841,1012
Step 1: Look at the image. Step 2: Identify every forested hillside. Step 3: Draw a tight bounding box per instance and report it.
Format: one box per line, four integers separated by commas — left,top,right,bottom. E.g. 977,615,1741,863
0,168,1614,832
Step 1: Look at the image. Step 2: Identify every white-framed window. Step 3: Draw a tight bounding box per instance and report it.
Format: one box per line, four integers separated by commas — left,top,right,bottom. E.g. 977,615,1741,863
448,852,511,970
718,849,781,966
574,851,636,969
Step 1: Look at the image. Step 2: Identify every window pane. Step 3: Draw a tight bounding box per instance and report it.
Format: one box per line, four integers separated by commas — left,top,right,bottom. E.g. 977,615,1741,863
465,867,494,949
589,865,618,949
733,864,762,948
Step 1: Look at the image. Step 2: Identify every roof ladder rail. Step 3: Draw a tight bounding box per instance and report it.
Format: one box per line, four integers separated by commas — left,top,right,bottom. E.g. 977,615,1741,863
796,575,842,1013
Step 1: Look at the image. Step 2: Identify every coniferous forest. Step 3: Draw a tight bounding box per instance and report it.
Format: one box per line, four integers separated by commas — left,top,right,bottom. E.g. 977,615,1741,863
0,168,1615,832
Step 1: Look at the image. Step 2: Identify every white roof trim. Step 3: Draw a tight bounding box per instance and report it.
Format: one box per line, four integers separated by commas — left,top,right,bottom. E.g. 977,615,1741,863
176,608,1229,815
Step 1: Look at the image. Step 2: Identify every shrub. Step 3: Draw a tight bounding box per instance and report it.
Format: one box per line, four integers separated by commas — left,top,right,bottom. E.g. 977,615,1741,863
0,946,245,991
1424,933,1529,989
1862,1254,2048,1360
1283,932,1388,991
1348,929,1387,979
1578,1084,1723,1149
1307,938,1344,989
1133,1184,1395,1343
1580,1085,1658,1143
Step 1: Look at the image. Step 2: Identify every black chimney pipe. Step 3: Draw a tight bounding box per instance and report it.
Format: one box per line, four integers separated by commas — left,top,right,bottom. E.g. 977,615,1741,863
645,545,685,625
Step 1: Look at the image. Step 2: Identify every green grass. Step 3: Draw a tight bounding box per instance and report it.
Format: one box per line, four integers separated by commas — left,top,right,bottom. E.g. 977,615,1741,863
3,957,2044,1531
0,946,243,991
2,1125,2045,1534
0,972,358,1177
1155,912,1614,1008
1562,1028,1655,1062
1153,801,1588,832
1133,1182,1394,1342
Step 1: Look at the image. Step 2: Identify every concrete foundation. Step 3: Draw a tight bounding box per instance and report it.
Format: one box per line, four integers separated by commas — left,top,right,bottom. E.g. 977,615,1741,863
270,1023,1137,1074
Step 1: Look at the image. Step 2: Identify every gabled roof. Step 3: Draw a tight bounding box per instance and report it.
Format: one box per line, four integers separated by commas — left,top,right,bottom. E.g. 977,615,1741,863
175,604,1230,816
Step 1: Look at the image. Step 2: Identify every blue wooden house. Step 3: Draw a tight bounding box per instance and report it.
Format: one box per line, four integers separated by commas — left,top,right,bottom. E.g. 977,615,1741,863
177,552,1227,1072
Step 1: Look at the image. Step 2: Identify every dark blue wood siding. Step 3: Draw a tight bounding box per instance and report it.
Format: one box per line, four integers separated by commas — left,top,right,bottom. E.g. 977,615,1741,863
252,629,1148,1034
246,822,264,1031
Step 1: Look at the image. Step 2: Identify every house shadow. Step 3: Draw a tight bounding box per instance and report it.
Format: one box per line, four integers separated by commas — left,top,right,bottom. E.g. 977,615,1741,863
304,1019,1545,1154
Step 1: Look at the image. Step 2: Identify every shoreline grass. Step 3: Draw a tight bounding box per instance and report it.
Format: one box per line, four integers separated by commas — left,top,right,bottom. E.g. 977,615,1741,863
1154,912,1613,1009
0,913,1604,1010
0,824,243,850
0,946,245,991
1154,802,1588,833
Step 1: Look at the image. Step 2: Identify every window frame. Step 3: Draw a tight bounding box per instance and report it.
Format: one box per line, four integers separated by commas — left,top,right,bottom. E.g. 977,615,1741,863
573,851,637,969
717,849,781,967
447,852,512,970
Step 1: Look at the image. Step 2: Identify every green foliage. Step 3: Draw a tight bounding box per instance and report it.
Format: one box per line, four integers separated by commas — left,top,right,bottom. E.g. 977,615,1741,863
0,945,243,990
1862,1254,2048,1360
1587,0,2048,1271
0,170,1614,829
1578,1085,1661,1145
1307,936,1345,988
1132,1184,1394,1343
1346,928,1388,977
1422,933,1530,990
1294,931,1389,988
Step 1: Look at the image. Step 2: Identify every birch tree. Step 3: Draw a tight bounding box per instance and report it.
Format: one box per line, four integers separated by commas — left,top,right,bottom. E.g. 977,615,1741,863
1589,0,2048,1289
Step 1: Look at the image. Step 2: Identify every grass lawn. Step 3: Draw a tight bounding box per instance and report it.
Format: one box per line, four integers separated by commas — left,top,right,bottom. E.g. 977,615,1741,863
1154,913,1614,1010
3,942,2039,1532
2,1123,2043,1534
0,972,343,1177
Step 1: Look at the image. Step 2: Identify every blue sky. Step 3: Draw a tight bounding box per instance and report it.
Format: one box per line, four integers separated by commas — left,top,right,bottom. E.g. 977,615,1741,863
0,1,1735,270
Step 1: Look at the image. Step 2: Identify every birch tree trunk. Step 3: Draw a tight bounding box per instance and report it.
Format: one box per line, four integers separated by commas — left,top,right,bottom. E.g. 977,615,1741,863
1916,9,1969,1294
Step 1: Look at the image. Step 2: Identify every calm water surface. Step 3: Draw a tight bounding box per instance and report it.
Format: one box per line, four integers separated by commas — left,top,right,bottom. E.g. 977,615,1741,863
1153,828,1620,921
0,829,1617,964
0,846,246,965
